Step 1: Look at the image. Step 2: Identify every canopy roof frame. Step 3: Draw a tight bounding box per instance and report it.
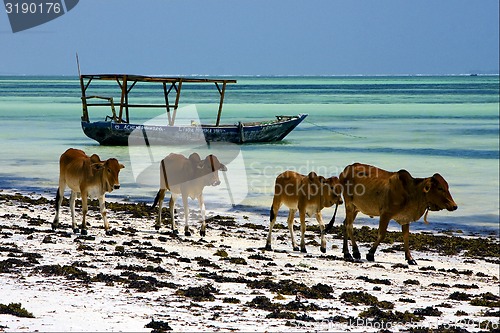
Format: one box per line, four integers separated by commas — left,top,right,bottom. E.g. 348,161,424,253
79,74,237,125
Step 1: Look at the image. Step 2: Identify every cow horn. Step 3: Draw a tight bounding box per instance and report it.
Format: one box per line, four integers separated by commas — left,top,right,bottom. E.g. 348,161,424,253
307,171,318,181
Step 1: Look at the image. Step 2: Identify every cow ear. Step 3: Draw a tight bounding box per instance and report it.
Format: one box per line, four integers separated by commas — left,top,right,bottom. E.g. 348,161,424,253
432,173,445,185
91,162,104,171
219,163,227,172
120,164,125,169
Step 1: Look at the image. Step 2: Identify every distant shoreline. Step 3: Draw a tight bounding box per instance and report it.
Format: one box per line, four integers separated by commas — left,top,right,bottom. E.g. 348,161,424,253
0,73,499,78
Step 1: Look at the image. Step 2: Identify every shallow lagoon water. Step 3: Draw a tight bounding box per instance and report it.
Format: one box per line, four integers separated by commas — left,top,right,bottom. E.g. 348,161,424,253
0,75,498,235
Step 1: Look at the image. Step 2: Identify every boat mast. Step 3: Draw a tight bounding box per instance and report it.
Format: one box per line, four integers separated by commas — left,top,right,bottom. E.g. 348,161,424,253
77,53,90,122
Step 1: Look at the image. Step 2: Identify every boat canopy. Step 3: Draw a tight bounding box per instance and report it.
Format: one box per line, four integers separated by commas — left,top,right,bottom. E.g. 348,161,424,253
79,74,237,126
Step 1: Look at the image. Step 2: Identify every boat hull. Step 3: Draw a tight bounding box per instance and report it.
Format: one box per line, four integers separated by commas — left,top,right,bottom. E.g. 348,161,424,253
81,114,307,146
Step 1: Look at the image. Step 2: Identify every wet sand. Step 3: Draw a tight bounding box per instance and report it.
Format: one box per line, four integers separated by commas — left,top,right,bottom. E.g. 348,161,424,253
0,193,499,332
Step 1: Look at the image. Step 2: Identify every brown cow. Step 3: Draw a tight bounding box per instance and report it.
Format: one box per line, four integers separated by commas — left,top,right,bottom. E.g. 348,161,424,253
266,171,343,253
329,163,457,265
152,152,227,236
52,148,125,235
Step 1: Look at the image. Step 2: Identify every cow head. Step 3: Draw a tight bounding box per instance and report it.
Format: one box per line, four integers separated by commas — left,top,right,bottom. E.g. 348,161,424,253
92,158,125,193
198,154,227,187
423,173,458,212
322,176,344,207
306,172,343,208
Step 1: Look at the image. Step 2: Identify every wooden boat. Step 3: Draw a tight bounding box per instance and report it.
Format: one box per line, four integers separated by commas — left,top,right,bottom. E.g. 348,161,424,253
78,74,307,145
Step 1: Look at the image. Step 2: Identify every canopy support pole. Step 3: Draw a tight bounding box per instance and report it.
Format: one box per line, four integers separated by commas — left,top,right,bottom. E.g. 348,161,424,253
215,82,227,127
170,79,182,126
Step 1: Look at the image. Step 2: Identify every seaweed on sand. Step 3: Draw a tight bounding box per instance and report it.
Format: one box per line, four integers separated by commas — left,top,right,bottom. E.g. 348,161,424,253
247,279,334,299
469,292,500,307
326,225,500,258
34,264,90,281
0,302,35,318
176,284,218,301
340,291,394,309
358,306,423,323
145,319,173,332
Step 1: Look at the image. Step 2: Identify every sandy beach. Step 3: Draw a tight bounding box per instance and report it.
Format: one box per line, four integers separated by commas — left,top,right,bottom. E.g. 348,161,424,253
0,192,498,332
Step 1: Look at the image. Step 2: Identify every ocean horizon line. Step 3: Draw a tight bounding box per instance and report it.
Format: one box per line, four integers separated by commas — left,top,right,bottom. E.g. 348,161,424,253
1,73,499,78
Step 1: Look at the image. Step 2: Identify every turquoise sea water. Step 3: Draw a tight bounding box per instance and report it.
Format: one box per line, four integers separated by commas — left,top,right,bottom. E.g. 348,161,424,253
0,75,498,236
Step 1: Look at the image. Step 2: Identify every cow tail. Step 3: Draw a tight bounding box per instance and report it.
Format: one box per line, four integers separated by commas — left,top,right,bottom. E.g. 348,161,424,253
54,187,60,212
152,190,161,209
324,203,338,233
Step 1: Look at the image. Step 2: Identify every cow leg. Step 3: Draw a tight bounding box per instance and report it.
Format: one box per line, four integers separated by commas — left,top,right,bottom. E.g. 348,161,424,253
182,194,191,236
287,209,299,251
52,186,64,230
154,189,166,231
316,212,327,254
402,224,417,265
98,195,111,236
342,205,360,261
80,191,88,235
299,210,307,253
347,219,361,260
266,197,282,251
367,215,390,262
168,193,178,235
198,194,206,237
69,190,78,233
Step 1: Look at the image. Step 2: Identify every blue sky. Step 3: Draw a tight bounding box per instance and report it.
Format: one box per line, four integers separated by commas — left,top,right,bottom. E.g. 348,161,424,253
1,0,499,75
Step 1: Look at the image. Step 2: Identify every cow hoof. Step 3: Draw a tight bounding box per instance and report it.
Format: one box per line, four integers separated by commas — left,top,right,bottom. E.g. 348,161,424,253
265,244,272,251
320,246,326,254
73,228,80,234
172,230,179,236
51,224,58,231
105,230,112,236
200,230,206,237
154,225,160,231
185,231,192,237
293,246,300,252
407,259,417,265
353,251,361,260
81,229,88,236
300,248,307,253
344,253,354,262
366,253,375,262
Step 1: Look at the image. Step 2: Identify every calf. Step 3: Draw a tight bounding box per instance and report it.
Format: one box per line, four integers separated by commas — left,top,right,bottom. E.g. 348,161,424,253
52,148,124,235
266,171,343,253
152,152,227,236
331,163,457,264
